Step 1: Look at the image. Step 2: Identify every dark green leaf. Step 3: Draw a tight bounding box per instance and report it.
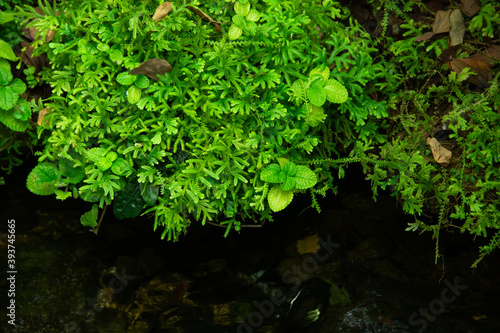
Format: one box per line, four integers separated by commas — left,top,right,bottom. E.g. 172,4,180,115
80,204,98,228
111,158,132,176
113,182,145,219
140,183,159,205
0,58,13,85
59,159,85,184
26,163,61,196
0,86,16,110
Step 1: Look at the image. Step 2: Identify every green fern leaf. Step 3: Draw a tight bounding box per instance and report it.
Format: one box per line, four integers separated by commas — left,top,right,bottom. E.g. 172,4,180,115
305,103,326,127
291,79,307,103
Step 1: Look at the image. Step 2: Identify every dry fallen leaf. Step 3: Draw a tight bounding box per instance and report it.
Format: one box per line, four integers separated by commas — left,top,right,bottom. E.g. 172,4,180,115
296,234,320,255
427,137,452,166
20,41,49,73
187,6,222,33
433,10,452,34
469,46,500,68
129,58,172,81
448,58,492,88
460,0,481,17
152,2,173,22
23,7,55,42
416,31,435,42
449,9,466,46
37,108,50,126
416,10,452,42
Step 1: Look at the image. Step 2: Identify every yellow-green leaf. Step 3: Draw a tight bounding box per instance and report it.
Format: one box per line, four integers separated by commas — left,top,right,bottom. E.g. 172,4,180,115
234,1,251,16
268,185,293,212
246,9,261,22
127,85,141,104
324,79,348,104
0,40,17,61
228,24,243,40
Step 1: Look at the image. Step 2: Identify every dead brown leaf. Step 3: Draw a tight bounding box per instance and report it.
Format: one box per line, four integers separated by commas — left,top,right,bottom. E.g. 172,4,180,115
20,41,49,73
460,0,481,17
416,31,435,42
152,2,173,22
469,46,500,67
129,58,172,81
23,7,55,42
37,108,50,126
296,234,320,255
449,9,466,46
448,58,492,87
187,6,222,33
416,9,452,42
427,137,452,166
433,10,452,34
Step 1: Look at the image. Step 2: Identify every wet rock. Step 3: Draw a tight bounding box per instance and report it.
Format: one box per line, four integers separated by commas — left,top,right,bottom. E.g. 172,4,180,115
282,278,331,331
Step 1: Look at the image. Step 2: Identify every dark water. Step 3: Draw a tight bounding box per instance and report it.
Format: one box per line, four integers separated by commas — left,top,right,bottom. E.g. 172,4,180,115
1,163,500,333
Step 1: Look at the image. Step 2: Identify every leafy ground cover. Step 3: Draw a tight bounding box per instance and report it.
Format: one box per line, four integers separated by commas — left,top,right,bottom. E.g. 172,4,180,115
1,0,500,266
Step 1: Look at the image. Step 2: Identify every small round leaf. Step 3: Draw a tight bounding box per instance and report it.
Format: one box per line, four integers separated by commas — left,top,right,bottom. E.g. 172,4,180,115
246,9,261,22
134,75,150,89
127,85,141,104
234,1,251,16
228,24,243,40
307,86,327,107
116,72,137,85
324,79,348,104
